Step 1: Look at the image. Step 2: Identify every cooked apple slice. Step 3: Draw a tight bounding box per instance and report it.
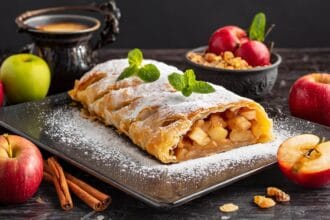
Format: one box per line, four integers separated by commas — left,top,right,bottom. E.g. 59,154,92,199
207,125,228,143
188,127,211,146
228,116,252,131
277,134,330,188
193,119,205,128
229,130,254,142
240,109,257,120
210,114,227,127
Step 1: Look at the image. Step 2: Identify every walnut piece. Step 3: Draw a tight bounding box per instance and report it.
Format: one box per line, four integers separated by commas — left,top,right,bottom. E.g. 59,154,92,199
219,203,239,212
254,196,276,208
267,187,290,202
187,51,252,70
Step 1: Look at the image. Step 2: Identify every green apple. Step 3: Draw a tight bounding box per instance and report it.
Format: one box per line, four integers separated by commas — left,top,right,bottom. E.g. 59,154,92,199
0,54,51,104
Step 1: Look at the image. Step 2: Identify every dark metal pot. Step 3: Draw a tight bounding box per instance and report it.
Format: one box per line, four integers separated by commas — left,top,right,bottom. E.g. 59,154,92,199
15,1,120,94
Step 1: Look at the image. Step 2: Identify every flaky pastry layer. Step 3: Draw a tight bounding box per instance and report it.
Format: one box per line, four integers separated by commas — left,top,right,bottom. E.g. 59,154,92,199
69,59,273,163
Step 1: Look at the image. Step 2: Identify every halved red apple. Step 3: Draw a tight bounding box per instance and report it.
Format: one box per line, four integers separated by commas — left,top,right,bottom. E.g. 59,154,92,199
277,134,330,188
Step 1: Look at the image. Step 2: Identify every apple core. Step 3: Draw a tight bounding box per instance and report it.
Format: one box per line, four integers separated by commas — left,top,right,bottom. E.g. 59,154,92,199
292,146,321,173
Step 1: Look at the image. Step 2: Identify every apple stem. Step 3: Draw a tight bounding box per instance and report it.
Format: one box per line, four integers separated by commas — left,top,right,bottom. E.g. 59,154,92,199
264,24,275,39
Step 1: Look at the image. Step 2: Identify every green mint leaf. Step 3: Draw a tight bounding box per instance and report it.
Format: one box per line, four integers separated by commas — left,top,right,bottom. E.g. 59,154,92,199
182,87,193,97
192,81,215,94
137,64,160,82
249,12,266,42
184,69,196,86
168,73,186,91
128,48,143,66
117,65,138,81
168,69,215,97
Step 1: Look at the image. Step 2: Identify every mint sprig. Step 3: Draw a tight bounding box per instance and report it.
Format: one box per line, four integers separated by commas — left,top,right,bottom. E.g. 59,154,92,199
117,65,138,81
128,48,143,66
137,64,160,82
117,48,160,82
168,69,215,97
249,12,266,42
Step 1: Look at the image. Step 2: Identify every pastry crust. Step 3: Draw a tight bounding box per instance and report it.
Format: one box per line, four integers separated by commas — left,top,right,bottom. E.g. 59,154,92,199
69,59,273,163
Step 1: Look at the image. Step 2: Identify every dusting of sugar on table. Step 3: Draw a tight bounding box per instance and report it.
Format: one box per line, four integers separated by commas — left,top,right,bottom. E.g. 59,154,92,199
41,105,292,183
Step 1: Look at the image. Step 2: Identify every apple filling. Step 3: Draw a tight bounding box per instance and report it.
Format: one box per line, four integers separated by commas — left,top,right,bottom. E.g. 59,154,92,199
175,107,259,161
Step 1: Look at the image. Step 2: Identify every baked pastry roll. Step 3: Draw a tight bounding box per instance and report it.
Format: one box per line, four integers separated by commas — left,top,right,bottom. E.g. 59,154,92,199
69,59,273,163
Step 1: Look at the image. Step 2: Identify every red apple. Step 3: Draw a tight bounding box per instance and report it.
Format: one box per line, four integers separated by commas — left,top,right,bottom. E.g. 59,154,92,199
239,36,249,45
0,81,4,107
208,25,247,54
235,40,270,67
277,134,330,188
0,134,43,204
289,73,330,126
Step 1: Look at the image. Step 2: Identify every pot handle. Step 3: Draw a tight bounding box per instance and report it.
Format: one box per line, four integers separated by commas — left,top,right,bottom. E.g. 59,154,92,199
15,1,120,49
92,1,121,49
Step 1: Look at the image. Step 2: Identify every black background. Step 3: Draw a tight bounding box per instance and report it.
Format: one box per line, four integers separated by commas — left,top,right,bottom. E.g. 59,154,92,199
1,0,329,51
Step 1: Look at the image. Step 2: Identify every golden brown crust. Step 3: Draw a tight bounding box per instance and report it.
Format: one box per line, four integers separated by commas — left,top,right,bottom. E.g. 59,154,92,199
69,59,273,163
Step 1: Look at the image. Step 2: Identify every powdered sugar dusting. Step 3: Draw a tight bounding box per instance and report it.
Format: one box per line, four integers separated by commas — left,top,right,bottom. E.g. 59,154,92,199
40,104,293,186
78,59,248,123
40,58,297,202
31,95,310,203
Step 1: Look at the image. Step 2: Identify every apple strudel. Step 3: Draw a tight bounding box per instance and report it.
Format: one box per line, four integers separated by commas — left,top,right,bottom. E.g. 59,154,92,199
69,59,273,163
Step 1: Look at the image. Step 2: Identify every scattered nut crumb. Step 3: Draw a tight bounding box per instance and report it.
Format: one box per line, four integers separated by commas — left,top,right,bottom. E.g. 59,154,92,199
254,196,276,208
219,203,239,212
267,187,290,202
217,187,289,212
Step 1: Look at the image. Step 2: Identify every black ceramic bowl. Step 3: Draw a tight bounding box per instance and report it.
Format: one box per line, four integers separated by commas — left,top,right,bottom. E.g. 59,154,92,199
185,46,282,99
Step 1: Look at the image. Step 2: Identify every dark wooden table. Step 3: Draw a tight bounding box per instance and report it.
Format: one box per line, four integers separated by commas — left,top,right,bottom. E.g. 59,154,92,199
0,48,330,220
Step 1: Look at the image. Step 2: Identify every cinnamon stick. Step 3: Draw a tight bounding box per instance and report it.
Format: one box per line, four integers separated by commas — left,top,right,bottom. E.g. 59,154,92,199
43,171,53,182
47,157,73,211
66,173,111,209
67,178,104,211
43,160,52,174
44,159,111,211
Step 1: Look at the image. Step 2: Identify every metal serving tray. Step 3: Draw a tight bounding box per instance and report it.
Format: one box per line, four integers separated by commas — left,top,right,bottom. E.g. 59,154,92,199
0,93,328,207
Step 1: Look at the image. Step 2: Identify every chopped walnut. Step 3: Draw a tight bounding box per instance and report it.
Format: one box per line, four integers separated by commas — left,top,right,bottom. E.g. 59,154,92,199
187,51,252,70
219,203,239,212
223,51,235,61
204,52,221,62
267,187,290,202
254,195,276,208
